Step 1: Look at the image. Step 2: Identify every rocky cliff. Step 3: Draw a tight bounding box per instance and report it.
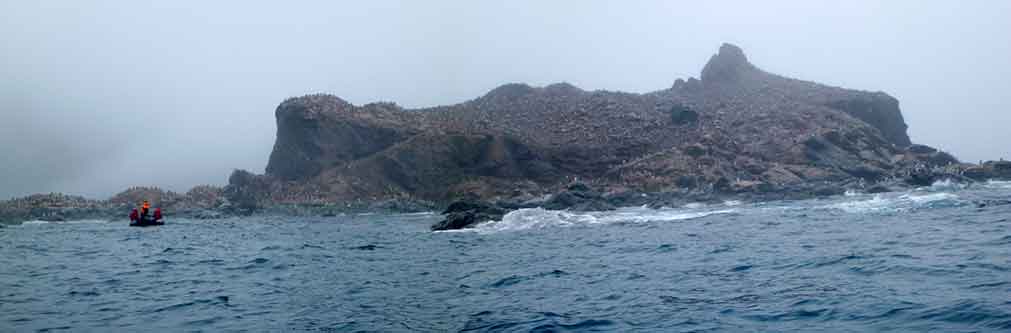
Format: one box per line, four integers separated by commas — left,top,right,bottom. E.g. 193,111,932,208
240,44,944,206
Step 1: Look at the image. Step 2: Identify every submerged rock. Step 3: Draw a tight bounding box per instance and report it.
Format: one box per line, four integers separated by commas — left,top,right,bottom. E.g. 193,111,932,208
431,199,507,231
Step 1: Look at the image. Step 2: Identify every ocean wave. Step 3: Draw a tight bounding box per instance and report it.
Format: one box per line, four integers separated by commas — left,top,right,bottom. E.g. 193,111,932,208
20,219,110,225
984,180,1011,189
904,192,958,204
395,211,436,216
825,192,962,213
826,194,892,213
3,194,1007,332
470,207,734,233
928,179,969,191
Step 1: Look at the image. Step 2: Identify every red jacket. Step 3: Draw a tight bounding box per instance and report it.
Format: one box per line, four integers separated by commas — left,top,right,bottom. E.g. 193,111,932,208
129,209,139,221
153,208,162,220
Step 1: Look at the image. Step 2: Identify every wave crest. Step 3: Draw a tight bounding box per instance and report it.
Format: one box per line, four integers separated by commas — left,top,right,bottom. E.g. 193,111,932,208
471,207,734,233
826,192,962,213
20,219,110,225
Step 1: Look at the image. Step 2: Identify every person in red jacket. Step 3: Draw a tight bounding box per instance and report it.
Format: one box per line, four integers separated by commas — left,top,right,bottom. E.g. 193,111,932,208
129,208,139,223
153,208,163,222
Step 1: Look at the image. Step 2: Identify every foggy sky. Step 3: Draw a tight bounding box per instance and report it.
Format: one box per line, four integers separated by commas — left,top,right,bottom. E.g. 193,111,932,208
2,1,1010,199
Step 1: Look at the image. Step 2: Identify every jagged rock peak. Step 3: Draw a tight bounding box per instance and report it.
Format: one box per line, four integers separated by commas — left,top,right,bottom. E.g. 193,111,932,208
281,93,351,108
672,77,702,92
481,82,587,102
544,82,584,95
362,101,403,112
277,93,354,118
701,43,757,83
482,83,536,100
716,43,749,64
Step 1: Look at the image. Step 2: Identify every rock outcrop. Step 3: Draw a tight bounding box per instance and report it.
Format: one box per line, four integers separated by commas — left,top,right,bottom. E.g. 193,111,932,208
430,199,507,231
235,43,949,213
541,183,616,212
963,161,1011,180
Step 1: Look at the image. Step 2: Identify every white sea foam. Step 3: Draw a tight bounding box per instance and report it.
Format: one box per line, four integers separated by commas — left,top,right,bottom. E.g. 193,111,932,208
20,219,109,225
468,206,734,233
828,194,892,213
396,211,436,216
929,179,967,191
903,192,958,204
826,192,960,213
984,180,1011,189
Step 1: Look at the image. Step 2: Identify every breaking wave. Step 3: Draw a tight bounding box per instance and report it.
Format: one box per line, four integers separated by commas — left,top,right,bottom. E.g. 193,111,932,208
825,192,963,214
470,207,734,233
983,180,1011,189
20,219,110,225
928,179,968,191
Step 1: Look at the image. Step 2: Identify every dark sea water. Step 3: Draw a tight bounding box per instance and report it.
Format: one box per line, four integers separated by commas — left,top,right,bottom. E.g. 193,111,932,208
2,181,1010,332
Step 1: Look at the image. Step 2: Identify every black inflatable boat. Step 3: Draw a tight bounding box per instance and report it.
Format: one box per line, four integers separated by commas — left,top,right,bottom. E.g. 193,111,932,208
130,217,164,227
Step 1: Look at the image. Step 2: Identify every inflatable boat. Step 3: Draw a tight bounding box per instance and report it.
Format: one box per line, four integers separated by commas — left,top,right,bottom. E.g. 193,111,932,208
130,217,164,227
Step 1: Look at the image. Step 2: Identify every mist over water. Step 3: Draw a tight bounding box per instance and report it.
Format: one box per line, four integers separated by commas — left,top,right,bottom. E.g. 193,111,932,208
3,1,1011,198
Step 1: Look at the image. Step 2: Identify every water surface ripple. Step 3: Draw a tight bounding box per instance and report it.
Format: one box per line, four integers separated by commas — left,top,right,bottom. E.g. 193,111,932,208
2,185,1010,331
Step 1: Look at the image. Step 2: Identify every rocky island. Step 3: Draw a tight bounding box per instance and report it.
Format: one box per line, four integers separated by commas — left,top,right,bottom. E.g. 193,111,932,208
3,43,1009,226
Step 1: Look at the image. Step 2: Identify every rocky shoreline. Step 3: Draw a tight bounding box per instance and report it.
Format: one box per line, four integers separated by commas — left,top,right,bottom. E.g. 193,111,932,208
3,159,1009,227
0,185,439,225
431,160,1011,230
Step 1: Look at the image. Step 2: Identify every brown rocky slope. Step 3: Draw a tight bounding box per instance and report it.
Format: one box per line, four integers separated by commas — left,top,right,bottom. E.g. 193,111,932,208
231,44,966,209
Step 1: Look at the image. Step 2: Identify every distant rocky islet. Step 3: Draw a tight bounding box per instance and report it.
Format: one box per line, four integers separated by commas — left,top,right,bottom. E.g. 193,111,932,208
3,43,1010,226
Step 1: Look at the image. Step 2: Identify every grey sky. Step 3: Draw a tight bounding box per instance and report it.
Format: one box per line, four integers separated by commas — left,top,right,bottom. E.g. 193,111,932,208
2,1,1009,199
